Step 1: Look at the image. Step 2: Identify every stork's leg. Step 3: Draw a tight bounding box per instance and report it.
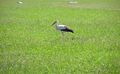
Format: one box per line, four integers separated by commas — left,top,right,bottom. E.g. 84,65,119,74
61,31,64,36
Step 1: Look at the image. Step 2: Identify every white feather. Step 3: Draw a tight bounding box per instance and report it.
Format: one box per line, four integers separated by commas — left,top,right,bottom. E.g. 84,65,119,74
56,25,67,30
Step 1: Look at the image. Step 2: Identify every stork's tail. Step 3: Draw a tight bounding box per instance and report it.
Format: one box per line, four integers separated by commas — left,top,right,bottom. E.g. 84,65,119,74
69,29,74,33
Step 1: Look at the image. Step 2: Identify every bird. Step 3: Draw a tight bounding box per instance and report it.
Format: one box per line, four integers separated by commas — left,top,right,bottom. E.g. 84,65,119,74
51,20,74,35
69,1,78,4
17,1,23,4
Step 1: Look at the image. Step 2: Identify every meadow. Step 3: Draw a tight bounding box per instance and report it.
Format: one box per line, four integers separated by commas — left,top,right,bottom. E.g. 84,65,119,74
0,0,120,74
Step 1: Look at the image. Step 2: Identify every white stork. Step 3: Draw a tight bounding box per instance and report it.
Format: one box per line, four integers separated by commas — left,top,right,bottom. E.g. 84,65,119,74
52,20,74,35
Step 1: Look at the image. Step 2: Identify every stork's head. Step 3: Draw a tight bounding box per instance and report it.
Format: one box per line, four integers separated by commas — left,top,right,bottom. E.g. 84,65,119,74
51,20,59,25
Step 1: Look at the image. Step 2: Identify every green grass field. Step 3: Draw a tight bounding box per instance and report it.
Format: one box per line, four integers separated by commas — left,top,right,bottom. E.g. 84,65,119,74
0,0,120,74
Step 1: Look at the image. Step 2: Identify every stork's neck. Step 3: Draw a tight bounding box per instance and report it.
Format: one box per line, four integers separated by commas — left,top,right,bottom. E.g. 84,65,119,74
54,22,59,30
55,22,59,26
56,20,59,25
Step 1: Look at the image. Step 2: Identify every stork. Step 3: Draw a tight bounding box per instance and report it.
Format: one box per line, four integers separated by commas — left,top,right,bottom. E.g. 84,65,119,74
52,20,74,35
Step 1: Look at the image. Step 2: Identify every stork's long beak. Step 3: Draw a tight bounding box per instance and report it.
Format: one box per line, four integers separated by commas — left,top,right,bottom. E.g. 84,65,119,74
51,21,57,26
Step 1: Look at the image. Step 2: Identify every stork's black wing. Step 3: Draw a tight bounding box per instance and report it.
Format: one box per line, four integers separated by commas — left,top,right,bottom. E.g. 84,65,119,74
61,27,74,33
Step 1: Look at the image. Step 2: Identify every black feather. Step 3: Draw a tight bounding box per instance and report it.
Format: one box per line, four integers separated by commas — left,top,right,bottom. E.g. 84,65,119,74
61,28,74,33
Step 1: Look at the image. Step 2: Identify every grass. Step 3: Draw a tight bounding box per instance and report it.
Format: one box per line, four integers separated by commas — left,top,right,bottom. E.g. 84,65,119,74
0,0,120,74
